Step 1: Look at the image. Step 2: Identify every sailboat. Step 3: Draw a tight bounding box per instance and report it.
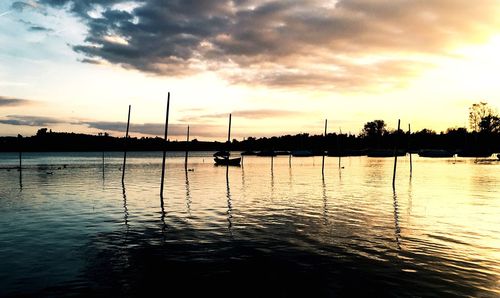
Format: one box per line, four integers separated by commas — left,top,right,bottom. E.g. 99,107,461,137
214,113,241,166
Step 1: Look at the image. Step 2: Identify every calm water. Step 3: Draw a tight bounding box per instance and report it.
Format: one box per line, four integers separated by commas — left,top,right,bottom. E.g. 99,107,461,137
0,152,499,297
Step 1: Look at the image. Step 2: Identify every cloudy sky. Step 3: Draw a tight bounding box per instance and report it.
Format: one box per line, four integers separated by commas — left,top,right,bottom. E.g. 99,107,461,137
1,0,500,140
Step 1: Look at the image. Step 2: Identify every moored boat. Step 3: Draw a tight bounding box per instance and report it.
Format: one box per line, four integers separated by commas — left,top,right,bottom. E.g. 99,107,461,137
275,151,291,155
214,114,241,166
214,156,241,166
257,150,277,157
291,150,313,157
418,149,455,158
457,150,493,158
241,151,256,155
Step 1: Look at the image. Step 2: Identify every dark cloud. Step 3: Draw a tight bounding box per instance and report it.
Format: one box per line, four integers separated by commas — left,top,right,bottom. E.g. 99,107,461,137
18,19,55,32
0,96,35,106
34,0,500,89
79,58,104,64
0,115,63,126
29,25,54,32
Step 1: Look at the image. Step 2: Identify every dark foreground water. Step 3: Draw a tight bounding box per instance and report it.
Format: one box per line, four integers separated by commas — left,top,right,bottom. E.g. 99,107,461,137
0,152,499,297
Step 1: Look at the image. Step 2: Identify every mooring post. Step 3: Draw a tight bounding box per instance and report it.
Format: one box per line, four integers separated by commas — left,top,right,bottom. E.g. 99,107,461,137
338,128,342,169
122,105,131,182
408,123,412,178
227,113,232,144
184,125,190,170
160,93,170,198
322,119,327,176
392,119,401,189
19,151,22,170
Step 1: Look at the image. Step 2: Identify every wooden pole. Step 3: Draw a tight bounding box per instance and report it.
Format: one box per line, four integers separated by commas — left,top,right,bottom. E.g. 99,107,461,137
338,128,342,169
227,113,232,144
122,105,131,182
225,113,232,177
408,123,412,178
184,125,190,169
160,93,170,198
392,119,401,189
289,153,291,168
19,151,22,170
322,119,327,176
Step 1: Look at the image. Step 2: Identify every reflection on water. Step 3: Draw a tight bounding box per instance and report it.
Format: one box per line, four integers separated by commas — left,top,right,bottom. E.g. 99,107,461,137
226,166,233,238
393,190,401,250
19,168,23,191
122,181,129,232
0,152,499,297
322,176,328,226
185,169,192,217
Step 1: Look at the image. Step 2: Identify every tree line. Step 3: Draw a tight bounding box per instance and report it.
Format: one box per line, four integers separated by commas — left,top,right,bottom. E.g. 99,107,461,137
0,102,499,153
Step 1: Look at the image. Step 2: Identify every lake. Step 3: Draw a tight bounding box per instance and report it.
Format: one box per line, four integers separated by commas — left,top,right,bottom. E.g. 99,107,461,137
0,152,499,297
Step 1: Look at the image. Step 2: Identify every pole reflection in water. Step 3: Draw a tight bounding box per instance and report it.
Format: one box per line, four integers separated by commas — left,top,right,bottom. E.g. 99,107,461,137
122,181,130,236
322,176,328,225
159,191,166,235
393,190,401,250
102,153,105,187
241,164,246,200
19,168,22,191
407,179,413,220
185,168,192,217
270,163,275,201
226,166,233,238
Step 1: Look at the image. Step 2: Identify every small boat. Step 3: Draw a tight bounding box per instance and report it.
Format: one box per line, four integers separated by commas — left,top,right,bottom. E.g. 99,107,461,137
214,114,240,166
214,157,241,166
275,151,291,155
257,150,277,157
457,150,493,158
241,150,257,156
291,150,313,157
418,149,454,158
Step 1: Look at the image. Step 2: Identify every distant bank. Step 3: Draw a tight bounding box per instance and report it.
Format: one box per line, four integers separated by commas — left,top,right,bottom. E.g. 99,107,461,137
1,128,499,156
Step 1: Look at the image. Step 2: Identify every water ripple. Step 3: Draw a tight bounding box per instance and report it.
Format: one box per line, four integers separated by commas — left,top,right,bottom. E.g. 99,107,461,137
0,153,499,296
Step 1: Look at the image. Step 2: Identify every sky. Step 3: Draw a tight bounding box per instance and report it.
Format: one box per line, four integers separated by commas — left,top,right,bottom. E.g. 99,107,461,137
1,0,500,140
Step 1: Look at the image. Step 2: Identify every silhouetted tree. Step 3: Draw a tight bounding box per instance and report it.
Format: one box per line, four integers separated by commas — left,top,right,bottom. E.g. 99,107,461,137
36,128,48,136
479,115,500,133
361,120,386,138
469,102,497,132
